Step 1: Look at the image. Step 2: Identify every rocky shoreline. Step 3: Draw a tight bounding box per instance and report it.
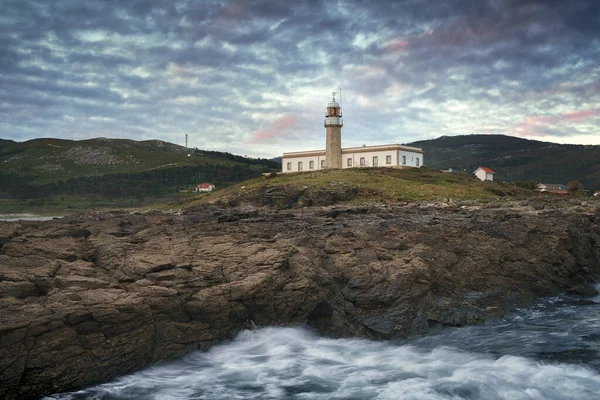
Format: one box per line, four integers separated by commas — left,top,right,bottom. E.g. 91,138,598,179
1,200,599,399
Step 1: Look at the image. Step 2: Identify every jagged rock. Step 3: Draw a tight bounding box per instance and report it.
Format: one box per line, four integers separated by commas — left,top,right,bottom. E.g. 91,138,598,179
0,202,599,399
565,283,599,297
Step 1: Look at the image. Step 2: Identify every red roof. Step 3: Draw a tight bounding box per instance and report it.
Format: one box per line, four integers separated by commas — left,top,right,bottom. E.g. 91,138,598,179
477,167,494,173
196,183,214,188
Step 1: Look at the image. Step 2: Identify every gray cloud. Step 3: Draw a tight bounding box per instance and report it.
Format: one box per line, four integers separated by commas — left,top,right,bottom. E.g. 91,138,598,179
1,0,599,156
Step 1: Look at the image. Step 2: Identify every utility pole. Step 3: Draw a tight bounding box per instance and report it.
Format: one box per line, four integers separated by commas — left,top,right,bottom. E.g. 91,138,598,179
185,134,188,149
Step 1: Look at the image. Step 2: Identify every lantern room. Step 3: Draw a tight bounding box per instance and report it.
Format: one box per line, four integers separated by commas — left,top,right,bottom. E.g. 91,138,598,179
324,91,343,127
326,92,341,117
326,103,340,117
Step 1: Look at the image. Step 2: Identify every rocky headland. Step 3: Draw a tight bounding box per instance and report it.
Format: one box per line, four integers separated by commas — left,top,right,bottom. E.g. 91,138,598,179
1,200,599,399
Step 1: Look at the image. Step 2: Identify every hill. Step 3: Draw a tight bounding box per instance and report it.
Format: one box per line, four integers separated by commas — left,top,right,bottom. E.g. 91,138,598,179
0,137,278,202
174,167,532,210
0,139,16,151
408,135,600,189
0,137,277,184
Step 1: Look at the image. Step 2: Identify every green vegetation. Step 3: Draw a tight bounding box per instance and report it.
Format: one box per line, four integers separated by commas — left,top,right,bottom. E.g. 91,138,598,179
0,197,152,215
513,181,537,190
0,138,277,184
1,164,268,199
0,139,16,151
0,137,278,213
178,167,533,209
4,134,599,214
409,134,600,189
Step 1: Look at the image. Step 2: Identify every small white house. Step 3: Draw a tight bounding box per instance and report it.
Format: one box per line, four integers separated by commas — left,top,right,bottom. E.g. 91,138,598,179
195,183,215,192
536,183,568,194
473,167,494,182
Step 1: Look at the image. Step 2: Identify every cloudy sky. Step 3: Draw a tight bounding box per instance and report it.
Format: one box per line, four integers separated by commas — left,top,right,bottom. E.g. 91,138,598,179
1,0,599,157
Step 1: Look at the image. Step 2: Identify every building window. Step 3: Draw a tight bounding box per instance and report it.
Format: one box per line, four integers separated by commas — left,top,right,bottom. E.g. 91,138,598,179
298,161,303,171
416,158,420,166
386,155,391,164
347,158,352,167
287,162,291,171
373,156,378,167
309,160,314,169
360,157,365,166
402,156,406,165
321,160,325,168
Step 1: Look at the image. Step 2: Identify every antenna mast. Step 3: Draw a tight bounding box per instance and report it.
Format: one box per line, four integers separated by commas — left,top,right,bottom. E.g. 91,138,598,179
339,86,342,117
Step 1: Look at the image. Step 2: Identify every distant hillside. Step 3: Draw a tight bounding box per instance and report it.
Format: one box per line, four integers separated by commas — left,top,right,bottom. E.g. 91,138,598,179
0,139,15,151
0,137,278,200
408,135,600,189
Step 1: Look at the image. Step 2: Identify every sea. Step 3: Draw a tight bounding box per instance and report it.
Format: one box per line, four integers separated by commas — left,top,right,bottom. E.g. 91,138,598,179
0,214,62,221
46,286,600,400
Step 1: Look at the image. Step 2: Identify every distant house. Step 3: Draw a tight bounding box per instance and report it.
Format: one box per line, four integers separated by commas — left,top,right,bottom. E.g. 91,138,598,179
594,191,600,197
473,167,494,182
195,183,215,193
536,183,569,195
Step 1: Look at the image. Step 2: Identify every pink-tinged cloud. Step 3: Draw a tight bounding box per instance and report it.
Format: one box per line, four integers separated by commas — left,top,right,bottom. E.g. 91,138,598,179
167,63,195,79
379,24,481,53
218,0,249,21
247,115,299,143
405,3,550,50
511,122,548,138
347,64,386,79
563,109,600,121
512,108,600,137
543,81,600,97
420,20,513,48
381,39,409,52
527,108,600,124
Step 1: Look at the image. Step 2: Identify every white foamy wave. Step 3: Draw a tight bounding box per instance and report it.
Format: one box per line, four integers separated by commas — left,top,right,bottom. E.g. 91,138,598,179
46,326,600,400
0,213,62,221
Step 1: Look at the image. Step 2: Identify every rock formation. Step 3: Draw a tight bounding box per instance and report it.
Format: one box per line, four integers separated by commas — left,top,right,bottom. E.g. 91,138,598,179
1,201,599,399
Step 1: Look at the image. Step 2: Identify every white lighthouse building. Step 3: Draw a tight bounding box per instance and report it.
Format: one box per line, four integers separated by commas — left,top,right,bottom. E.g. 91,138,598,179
281,92,424,173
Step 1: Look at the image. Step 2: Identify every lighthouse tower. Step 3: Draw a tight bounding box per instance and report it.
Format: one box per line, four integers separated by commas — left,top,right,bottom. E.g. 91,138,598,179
324,92,343,169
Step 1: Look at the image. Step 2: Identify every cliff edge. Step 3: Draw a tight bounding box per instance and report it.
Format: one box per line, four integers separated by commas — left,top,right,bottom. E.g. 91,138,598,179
1,200,599,399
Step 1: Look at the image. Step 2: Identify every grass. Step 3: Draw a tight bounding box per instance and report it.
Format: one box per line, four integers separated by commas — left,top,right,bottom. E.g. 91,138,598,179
175,167,534,209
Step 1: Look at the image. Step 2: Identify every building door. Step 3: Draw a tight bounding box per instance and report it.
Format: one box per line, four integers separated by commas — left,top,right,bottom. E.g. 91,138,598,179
373,156,378,167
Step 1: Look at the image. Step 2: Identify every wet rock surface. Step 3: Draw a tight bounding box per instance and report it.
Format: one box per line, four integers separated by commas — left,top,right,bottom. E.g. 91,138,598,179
1,202,599,399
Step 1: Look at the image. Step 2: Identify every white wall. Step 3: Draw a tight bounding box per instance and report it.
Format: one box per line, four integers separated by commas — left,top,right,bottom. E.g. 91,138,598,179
342,150,398,168
282,148,423,172
397,150,423,167
282,154,326,172
474,169,494,181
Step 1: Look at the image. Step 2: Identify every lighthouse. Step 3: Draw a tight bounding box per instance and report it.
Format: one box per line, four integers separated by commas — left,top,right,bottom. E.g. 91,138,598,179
324,92,343,169
281,90,423,173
